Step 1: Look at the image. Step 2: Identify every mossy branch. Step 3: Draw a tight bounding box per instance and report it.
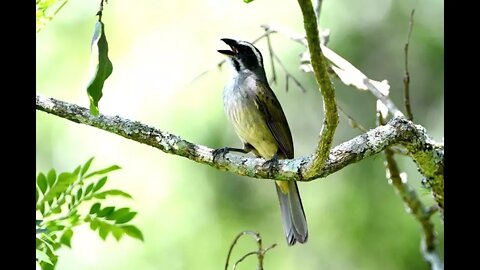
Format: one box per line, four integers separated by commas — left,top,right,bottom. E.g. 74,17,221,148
297,0,339,179
36,94,443,212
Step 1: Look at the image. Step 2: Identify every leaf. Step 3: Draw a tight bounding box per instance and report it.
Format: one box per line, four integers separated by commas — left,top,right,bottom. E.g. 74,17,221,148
51,206,62,214
39,203,46,215
111,226,124,241
87,20,113,116
84,165,121,179
98,222,111,240
73,165,81,175
46,223,65,233
93,189,132,199
76,188,83,201
60,228,73,248
37,173,48,194
90,202,101,214
71,194,77,207
107,208,136,223
243,0,255,3
97,206,115,218
81,157,95,176
89,218,100,230
36,249,53,265
85,183,95,195
47,169,57,187
121,225,144,241
93,177,108,193
39,172,77,205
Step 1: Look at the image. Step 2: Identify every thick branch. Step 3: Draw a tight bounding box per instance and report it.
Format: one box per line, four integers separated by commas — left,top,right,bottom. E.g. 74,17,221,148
296,0,339,178
36,94,443,211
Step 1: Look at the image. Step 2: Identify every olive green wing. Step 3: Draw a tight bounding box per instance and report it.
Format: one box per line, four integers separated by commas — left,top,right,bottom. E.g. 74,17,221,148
252,80,294,159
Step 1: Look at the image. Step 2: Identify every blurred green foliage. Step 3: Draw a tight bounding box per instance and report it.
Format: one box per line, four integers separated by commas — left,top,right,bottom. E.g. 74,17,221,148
36,158,142,269
36,0,443,269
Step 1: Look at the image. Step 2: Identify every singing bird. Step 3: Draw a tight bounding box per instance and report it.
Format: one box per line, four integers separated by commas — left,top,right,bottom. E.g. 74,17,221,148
215,38,308,245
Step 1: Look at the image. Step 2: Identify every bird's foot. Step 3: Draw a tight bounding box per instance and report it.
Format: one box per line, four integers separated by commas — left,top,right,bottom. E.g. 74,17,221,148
264,154,280,177
212,147,230,162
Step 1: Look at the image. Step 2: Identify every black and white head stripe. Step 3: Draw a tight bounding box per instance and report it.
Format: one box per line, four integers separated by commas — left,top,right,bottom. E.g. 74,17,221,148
236,40,264,68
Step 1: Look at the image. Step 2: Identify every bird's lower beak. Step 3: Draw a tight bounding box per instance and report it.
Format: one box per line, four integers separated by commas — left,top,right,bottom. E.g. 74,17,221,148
218,38,238,56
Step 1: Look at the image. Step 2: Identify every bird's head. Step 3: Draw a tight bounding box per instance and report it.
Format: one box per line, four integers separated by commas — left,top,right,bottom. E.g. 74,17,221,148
218,38,264,73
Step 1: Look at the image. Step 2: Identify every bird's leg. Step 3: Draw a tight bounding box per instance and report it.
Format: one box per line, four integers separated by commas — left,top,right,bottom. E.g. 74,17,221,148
263,154,280,177
212,143,253,161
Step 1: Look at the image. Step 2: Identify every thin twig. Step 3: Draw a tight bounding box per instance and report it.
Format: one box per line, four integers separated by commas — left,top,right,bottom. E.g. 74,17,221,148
233,252,257,270
404,9,415,120
265,31,277,85
272,52,307,93
337,104,368,132
224,231,276,270
96,0,107,19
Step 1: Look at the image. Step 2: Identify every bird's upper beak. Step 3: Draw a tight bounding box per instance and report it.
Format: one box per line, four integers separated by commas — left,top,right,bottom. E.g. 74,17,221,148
218,38,238,56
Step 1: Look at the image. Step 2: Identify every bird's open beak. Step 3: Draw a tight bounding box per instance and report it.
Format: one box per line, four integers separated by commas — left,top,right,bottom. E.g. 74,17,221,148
217,38,238,56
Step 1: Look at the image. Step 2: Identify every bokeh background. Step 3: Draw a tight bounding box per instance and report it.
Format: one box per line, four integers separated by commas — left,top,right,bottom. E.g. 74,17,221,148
36,0,444,269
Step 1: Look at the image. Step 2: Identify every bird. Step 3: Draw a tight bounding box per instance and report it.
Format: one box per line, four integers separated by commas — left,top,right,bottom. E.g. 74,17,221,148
215,38,308,245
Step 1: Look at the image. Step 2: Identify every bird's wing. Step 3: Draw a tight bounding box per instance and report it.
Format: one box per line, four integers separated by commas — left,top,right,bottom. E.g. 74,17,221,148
251,79,294,159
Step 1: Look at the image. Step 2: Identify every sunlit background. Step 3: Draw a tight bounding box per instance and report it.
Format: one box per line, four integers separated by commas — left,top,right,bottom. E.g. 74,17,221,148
36,0,444,269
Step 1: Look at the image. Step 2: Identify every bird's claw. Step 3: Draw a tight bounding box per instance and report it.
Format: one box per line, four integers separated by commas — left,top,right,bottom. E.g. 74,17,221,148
212,147,229,162
263,155,280,177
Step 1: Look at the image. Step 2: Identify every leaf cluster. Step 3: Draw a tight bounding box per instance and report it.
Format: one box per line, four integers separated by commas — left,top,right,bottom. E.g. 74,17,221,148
36,158,143,269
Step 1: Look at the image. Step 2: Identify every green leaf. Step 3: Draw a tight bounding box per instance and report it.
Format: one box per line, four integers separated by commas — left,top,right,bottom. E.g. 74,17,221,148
76,188,83,201
37,173,48,194
81,157,95,176
111,226,124,241
243,0,254,2
51,205,62,214
36,249,53,265
89,218,100,230
84,165,121,179
87,20,113,116
46,223,65,233
39,203,45,215
60,228,73,248
93,189,132,199
71,195,77,207
73,165,81,175
98,222,110,240
93,177,108,193
85,183,95,195
97,206,115,217
39,172,77,206
90,202,101,214
121,225,144,241
109,208,137,224
47,169,57,187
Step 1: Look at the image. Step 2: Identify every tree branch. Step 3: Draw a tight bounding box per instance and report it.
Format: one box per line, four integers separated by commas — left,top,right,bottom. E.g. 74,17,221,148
296,0,339,179
403,9,415,121
36,94,443,212
384,148,443,269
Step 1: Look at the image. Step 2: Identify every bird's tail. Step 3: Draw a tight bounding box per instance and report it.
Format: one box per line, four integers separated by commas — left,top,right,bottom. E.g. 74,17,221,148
275,181,308,245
